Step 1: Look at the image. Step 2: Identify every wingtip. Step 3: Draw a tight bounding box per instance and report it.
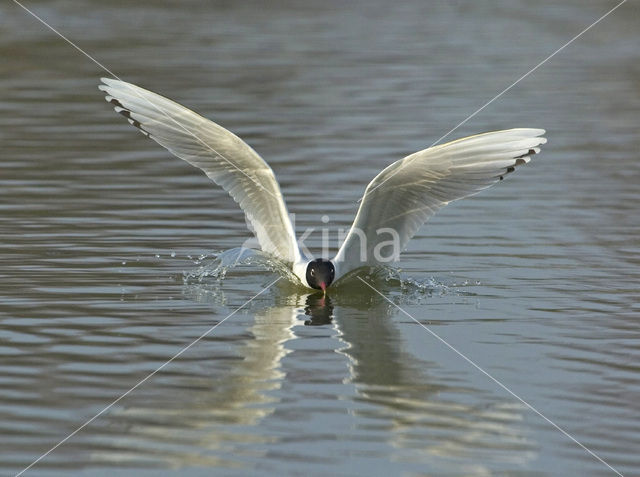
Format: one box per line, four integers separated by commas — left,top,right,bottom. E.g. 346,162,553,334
514,127,546,137
98,77,116,94
521,127,545,137
99,77,126,89
523,128,547,143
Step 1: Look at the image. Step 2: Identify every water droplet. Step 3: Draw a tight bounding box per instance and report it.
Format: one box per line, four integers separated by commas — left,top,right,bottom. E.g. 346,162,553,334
170,252,176,258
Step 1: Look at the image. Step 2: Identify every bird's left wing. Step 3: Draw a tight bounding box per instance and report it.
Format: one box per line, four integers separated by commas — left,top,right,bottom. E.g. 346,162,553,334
99,78,299,263
334,128,547,275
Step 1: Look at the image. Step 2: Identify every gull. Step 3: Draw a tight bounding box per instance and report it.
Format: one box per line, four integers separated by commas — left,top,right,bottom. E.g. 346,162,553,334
99,78,546,291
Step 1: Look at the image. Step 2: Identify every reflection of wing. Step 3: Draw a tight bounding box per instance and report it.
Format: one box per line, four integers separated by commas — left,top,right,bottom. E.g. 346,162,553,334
334,129,546,274
99,78,299,263
100,301,300,467
334,289,533,470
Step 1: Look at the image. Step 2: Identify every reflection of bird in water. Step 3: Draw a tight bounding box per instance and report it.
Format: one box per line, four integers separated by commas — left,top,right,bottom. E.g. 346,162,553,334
303,293,334,326
86,285,533,472
332,291,536,471
100,78,546,291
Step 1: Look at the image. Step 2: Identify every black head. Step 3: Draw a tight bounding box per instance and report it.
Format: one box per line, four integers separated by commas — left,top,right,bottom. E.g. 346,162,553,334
306,259,335,291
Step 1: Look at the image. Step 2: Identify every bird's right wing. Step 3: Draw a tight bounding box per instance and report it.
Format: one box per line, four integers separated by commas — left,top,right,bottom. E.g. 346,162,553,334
99,78,299,263
334,128,547,275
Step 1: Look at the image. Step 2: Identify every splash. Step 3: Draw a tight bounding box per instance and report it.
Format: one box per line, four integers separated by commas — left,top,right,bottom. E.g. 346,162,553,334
183,249,477,298
183,248,299,285
332,266,474,298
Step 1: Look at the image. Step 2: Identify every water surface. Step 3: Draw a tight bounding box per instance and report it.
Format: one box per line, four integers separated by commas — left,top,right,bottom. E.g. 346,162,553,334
1,1,639,475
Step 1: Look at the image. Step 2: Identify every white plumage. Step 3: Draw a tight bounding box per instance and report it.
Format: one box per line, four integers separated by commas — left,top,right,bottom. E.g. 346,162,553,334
99,78,299,264
333,129,546,276
99,78,546,290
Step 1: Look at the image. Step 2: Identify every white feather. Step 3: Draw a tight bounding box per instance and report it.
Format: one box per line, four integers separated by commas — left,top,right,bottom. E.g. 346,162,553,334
99,78,300,264
333,129,547,276
99,78,547,288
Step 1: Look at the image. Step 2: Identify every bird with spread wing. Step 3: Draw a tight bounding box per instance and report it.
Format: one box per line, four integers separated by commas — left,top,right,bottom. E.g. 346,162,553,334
99,78,546,291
